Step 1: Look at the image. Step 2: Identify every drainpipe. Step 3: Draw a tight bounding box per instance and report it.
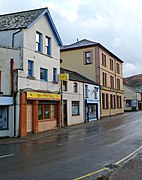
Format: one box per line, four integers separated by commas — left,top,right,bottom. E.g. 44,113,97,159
10,59,16,136
12,29,22,47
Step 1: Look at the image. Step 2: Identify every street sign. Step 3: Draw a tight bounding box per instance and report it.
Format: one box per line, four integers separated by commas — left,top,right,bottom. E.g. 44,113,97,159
58,74,69,81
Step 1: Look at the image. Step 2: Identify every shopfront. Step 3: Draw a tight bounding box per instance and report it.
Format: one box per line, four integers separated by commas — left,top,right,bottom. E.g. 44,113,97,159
85,99,99,122
20,91,61,137
0,96,13,137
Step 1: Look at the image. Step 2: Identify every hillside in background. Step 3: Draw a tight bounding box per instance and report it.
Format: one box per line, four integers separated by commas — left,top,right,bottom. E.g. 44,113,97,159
123,74,142,87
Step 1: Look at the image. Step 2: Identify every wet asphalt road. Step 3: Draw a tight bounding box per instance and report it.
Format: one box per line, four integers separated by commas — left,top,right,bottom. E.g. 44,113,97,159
0,111,142,180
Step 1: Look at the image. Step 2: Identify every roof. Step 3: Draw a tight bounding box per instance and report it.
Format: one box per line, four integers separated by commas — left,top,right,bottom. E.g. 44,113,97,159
60,68,99,86
123,84,141,93
0,7,62,46
61,39,97,50
61,39,123,63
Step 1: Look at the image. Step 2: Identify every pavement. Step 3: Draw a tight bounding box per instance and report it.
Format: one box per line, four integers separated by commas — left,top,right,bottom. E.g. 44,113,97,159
0,120,142,180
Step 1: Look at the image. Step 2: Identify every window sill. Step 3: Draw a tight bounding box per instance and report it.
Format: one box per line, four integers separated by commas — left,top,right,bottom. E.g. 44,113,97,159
72,114,80,116
0,91,3,94
27,76,36,80
52,81,58,84
35,50,52,58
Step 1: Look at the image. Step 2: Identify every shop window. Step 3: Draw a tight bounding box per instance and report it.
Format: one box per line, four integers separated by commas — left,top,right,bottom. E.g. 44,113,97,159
126,100,131,107
0,107,8,130
38,104,56,120
72,101,80,116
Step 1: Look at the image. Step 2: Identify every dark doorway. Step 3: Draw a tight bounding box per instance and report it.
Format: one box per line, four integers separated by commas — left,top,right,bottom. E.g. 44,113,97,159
63,100,68,126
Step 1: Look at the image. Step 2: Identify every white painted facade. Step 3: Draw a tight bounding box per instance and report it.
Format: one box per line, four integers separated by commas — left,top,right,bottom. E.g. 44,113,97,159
84,83,100,121
0,10,61,137
63,80,84,126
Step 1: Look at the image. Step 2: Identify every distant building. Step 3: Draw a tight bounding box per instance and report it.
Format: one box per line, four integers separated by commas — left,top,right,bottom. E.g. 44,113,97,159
0,8,62,137
61,68,100,126
61,39,124,117
123,84,142,111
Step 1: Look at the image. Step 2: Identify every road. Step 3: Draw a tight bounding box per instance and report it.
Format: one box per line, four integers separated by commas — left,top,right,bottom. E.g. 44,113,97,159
0,111,142,180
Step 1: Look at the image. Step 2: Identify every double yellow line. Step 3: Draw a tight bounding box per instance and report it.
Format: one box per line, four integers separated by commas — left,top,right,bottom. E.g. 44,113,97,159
74,145,142,180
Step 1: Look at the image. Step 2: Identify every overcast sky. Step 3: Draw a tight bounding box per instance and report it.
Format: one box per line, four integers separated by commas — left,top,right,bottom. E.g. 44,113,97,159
0,0,142,77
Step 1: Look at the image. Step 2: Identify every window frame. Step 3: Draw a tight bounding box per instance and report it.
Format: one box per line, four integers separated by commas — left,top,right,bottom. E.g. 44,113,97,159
36,31,42,52
85,84,89,98
40,68,48,81
116,63,120,74
102,53,106,67
53,67,57,82
74,82,78,93
83,50,93,65
72,101,80,116
46,36,51,56
63,81,67,91
110,58,114,70
28,60,34,77
102,72,107,87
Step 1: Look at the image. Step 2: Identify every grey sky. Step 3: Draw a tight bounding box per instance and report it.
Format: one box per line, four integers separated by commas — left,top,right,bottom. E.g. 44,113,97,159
0,0,142,77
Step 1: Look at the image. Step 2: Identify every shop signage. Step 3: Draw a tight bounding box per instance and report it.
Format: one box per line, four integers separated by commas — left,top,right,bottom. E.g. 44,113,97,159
58,74,69,81
27,92,61,100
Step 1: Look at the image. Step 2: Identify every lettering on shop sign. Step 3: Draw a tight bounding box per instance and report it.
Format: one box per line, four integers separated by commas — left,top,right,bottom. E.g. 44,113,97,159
27,92,61,100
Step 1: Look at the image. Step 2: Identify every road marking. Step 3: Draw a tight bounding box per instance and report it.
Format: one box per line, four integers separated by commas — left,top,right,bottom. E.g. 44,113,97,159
0,153,15,159
74,145,142,180
73,167,108,180
58,134,98,146
115,145,142,165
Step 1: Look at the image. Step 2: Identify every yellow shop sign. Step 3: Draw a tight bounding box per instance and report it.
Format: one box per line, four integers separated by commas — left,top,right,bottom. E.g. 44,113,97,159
58,74,69,81
27,92,61,100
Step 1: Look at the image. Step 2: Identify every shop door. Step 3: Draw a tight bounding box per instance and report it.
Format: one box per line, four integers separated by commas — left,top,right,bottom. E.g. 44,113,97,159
88,104,97,121
63,100,67,126
27,104,32,132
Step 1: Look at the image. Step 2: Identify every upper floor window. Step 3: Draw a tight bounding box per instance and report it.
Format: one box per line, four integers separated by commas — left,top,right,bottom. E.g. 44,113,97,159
94,87,98,99
83,50,93,64
117,78,120,90
63,81,67,91
40,68,48,81
53,68,57,82
102,53,106,66
110,58,113,70
85,85,88,98
116,63,120,74
28,60,34,77
36,32,42,52
74,82,78,92
110,75,114,89
46,36,51,56
102,72,107,87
